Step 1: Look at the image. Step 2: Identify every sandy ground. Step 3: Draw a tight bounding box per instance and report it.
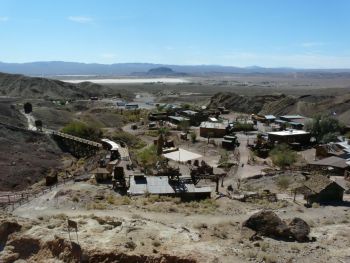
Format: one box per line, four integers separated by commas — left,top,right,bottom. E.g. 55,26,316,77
6,180,350,263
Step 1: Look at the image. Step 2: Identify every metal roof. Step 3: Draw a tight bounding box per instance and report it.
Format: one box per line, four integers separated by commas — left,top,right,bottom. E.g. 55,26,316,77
288,122,304,126
128,175,212,196
280,115,305,119
169,116,189,122
101,138,120,151
182,110,198,115
264,115,276,120
268,130,310,136
309,156,349,169
200,121,227,129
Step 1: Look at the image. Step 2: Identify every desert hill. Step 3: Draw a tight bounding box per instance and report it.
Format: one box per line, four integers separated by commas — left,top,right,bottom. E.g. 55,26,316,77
0,72,112,99
209,92,350,125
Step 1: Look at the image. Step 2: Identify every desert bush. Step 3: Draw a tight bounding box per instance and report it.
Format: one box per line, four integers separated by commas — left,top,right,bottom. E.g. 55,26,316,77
190,131,197,143
121,109,149,124
61,121,102,141
312,202,320,208
145,130,159,137
269,144,297,168
233,122,255,132
194,222,208,229
259,252,277,263
72,195,79,202
260,241,270,252
152,240,161,247
106,195,115,204
111,130,146,149
276,175,291,190
136,145,162,173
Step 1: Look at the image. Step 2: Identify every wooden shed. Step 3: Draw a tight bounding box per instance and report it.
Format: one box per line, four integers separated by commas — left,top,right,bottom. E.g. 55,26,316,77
295,175,345,205
91,167,112,182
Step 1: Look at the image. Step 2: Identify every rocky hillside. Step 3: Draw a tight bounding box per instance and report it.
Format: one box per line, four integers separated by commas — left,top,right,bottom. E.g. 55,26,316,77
209,92,350,125
0,101,68,191
208,92,288,114
0,72,112,99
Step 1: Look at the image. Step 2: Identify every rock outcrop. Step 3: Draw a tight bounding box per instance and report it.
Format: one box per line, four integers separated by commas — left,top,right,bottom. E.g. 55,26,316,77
0,220,22,248
242,210,311,242
288,217,310,242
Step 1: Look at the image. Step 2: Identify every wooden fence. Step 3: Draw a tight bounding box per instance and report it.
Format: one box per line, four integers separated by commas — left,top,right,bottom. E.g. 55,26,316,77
0,177,75,212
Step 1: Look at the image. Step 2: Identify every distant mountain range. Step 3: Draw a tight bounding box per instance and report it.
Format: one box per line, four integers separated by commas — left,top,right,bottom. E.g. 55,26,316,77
0,61,350,76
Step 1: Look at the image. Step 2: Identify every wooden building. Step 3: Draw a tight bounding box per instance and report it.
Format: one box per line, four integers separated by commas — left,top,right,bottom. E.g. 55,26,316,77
295,175,345,205
200,121,227,138
267,130,311,146
308,156,350,176
91,167,112,182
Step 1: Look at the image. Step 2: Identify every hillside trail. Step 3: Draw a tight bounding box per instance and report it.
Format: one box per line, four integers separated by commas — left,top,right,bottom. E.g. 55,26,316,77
235,133,268,180
20,110,36,130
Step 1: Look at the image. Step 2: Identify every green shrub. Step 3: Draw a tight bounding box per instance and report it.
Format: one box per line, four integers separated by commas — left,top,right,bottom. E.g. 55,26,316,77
61,121,102,141
190,131,197,143
136,145,162,173
269,144,297,168
112,131,146,149
276,176,291,190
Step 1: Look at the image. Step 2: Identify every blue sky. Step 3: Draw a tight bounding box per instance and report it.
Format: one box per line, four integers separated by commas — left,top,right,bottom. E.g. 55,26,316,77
0,0,350,68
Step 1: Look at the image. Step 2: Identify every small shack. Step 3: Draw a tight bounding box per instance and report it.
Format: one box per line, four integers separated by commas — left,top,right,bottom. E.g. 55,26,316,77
200,121,227,138
295,175,345,205
91,167,112,182
168,116,190,125
308,156,350,176
267,130,311,146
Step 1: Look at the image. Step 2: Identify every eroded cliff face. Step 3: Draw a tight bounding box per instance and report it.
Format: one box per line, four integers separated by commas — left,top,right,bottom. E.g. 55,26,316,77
0,215,198,263
208,92,289,114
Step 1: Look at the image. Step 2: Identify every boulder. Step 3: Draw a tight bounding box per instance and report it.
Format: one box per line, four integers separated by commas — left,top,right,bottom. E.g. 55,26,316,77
242,210,290,239
0,221,22,248
242,210,311,242
288,217,310,242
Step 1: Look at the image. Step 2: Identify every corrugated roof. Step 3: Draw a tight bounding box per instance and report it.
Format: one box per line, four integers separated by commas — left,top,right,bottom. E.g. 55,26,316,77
280,115,305,119
200,121,226,129
309,156,349,169
128,175,212,195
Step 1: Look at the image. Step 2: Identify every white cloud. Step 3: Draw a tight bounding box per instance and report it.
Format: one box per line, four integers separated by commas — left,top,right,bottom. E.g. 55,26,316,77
68,16,93,24
0,16,9,22
300,42,326,48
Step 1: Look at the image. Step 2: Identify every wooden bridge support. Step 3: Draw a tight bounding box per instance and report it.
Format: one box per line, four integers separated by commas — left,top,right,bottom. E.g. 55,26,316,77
52,135,100,158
